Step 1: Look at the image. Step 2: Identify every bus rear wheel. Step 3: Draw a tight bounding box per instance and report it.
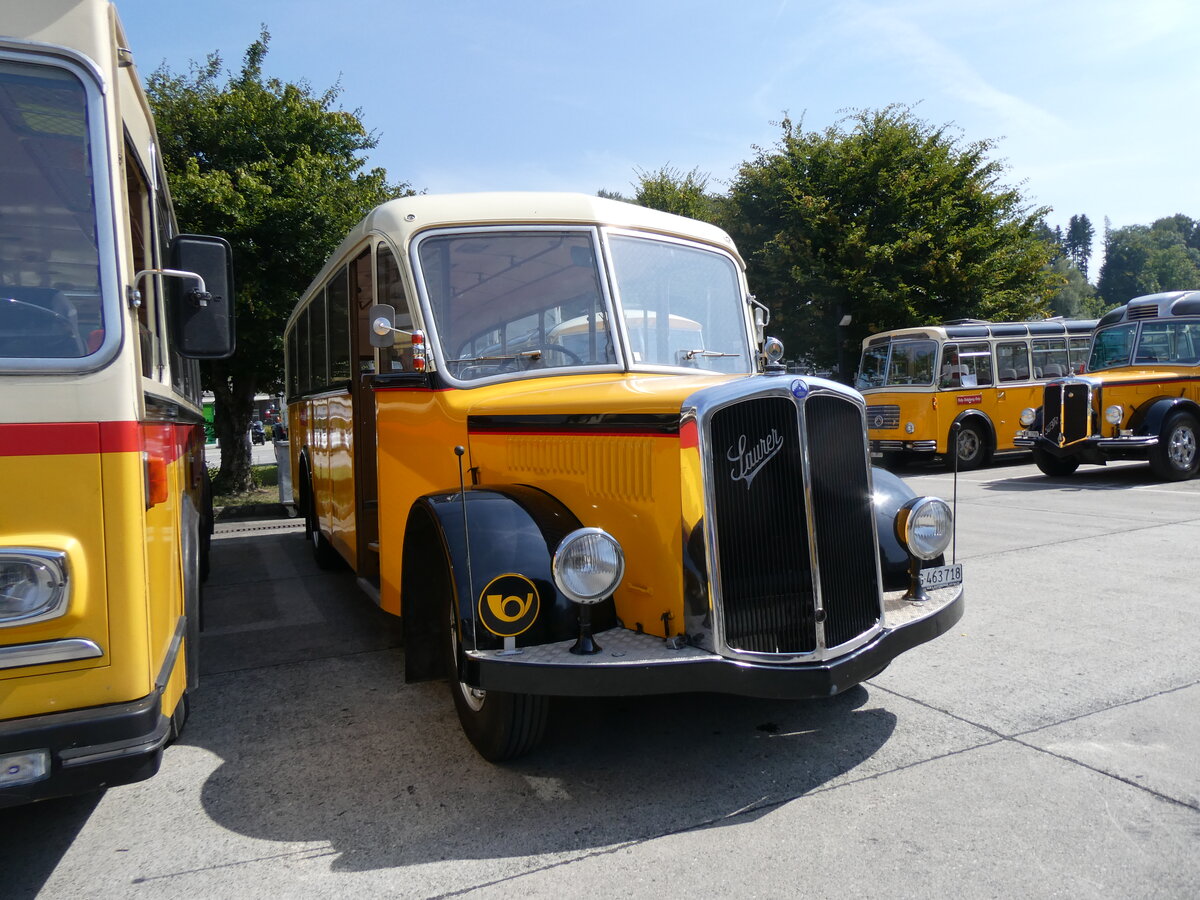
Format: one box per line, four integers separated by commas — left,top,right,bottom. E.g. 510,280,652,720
1033,447,1079,477
1149,412,1199,481
303,468,340,570
444,579,548,761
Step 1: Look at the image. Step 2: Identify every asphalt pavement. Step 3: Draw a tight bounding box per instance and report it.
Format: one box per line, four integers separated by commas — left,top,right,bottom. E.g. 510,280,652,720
3,455,1198,898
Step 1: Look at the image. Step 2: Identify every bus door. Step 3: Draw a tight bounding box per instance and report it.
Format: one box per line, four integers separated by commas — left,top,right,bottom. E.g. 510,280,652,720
939,341,993,450
993,340,1036,450
349,247,379,578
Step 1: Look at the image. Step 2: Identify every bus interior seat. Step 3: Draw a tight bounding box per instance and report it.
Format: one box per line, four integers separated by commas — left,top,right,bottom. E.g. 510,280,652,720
1000,368,1017,382
1042,364,1063,378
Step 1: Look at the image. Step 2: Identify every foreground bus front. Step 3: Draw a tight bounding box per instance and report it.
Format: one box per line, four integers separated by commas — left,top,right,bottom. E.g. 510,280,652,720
1,1,234,807
288,194,965,760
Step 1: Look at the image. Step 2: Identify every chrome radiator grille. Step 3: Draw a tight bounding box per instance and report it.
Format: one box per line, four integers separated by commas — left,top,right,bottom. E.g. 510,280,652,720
707,391,880,657
866,404,900,429
1044,382,1093,445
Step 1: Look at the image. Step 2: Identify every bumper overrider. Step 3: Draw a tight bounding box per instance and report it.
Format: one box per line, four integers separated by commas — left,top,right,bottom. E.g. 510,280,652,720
0,688,170,808
464,584,963,699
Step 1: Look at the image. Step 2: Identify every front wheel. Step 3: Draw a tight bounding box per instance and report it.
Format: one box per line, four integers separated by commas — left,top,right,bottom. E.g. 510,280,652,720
446,595,548,761
951,421,988,470
1033,447,1079,477
1149,412,1199,481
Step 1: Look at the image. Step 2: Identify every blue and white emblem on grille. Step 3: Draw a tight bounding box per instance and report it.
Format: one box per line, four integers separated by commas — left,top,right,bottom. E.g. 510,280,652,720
791,379,809,399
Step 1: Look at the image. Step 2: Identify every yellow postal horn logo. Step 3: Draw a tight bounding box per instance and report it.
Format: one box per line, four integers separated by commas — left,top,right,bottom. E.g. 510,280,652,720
478,573,540,637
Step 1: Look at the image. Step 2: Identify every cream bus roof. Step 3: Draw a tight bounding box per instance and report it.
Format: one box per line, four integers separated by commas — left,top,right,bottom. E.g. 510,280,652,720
297,192,744,314
2,1,119,70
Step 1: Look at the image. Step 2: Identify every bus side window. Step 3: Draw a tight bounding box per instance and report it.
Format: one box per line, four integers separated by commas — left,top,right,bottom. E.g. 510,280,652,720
1032,338,1068,379
1068,336,1090,372
997,341,1030,382
375,244,416,372
350,248,374,375
125,143,156,378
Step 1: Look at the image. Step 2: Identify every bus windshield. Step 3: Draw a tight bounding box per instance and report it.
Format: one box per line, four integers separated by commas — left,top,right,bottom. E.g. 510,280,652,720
855,339,937,389
607,235,750,372
417,228,750,379
0,58,104,360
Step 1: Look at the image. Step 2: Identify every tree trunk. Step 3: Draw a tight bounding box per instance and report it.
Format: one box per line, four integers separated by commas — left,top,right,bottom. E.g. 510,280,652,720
209,367,258,495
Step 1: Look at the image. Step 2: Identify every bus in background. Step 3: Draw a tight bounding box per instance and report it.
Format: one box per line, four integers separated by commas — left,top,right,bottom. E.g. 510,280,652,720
1015,291,1200,480
856,319,1095,469
285,192,964,761
0,0,234,807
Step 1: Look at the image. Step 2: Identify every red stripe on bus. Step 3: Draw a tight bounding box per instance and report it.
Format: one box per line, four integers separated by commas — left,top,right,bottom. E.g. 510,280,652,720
0,421,195,459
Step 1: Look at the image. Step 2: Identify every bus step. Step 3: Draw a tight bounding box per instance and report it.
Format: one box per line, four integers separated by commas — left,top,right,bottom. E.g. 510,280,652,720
367,541,380,553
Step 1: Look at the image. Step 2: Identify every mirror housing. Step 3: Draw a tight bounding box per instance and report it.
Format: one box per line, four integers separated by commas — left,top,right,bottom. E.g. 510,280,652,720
168,234,235,359
369,304,397,348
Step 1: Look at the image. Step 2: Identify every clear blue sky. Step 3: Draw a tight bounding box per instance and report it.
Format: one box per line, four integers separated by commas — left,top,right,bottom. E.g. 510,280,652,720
118,0,1198,272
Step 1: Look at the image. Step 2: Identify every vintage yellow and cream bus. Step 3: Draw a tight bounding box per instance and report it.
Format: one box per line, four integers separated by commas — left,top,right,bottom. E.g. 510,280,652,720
855,319,1095,469
284,192,964,760
1014,291,1200,480
0,0,235,806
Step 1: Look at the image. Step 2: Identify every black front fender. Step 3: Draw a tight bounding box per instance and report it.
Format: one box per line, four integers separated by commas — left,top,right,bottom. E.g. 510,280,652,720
402,486,617,668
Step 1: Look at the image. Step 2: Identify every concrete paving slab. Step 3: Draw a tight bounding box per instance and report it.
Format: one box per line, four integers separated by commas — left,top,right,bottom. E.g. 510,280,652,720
497,741,1200,899
870,524,1200,734
1021,682,1200,811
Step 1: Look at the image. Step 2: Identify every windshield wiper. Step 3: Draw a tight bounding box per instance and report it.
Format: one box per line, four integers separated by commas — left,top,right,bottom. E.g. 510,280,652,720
680,349,739,360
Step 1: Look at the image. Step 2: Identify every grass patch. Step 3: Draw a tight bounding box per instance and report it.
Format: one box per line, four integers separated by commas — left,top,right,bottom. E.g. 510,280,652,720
211,464,281,508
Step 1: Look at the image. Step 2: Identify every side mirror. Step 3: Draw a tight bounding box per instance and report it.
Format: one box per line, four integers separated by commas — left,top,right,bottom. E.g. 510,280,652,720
749,295,770,345
168,234,235,359
369,304,397,348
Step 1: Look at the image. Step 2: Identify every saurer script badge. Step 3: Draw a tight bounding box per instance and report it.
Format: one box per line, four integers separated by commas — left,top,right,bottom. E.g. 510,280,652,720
728,428,784,489
478,573,540,637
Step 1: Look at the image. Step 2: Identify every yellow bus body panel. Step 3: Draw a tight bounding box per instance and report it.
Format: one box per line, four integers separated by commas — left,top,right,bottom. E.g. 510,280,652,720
369,372,734,626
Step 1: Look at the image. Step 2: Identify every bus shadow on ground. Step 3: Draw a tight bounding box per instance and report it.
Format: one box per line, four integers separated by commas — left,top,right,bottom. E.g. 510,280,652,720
187,675,896,872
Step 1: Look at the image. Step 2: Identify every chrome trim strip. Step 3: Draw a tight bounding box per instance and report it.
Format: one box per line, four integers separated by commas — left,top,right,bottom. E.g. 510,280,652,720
1097,436,1158,449
0,638,102,670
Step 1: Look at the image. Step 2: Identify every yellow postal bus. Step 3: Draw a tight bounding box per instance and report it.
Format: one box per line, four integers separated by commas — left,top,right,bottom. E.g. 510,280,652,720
0,0,234,806
1015,291,1200,480
285,192,964,760
856,319,1094,469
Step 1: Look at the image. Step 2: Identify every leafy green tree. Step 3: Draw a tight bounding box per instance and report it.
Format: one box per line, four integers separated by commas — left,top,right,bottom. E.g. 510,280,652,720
1045,258,1107,318
726,106,1055,378
148,32,410,493
1063,214,1095,279
1097,215,1200,306
632,165,720,222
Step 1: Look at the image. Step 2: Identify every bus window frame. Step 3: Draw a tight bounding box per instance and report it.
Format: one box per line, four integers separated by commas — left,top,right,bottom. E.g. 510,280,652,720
0,46,123,375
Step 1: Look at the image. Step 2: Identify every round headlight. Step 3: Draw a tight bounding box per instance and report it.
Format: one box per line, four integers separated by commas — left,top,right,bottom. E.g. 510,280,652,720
895,497,953,561
1105,404,1123,425
1019,407,1036,427
552,528,625,604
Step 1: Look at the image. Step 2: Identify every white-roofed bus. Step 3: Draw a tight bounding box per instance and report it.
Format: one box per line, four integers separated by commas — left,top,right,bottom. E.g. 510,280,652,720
855,318,1095,470
0,0,234,807
284,191,965,761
